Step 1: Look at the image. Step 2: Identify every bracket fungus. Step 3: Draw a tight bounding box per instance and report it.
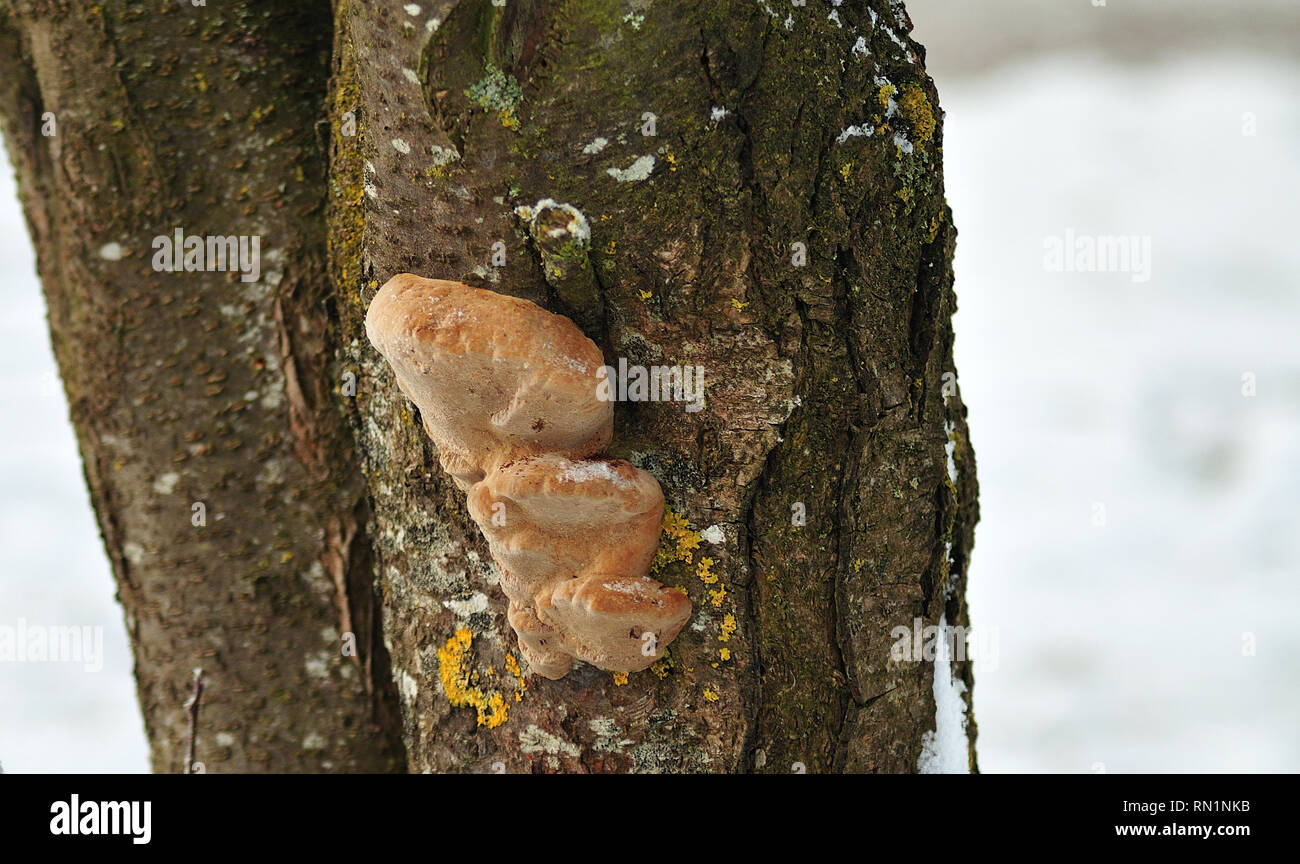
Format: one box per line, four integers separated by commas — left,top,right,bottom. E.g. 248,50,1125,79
366,274,691,679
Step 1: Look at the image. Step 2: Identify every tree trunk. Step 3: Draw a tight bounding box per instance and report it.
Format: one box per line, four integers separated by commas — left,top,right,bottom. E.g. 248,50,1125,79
2,0,978,773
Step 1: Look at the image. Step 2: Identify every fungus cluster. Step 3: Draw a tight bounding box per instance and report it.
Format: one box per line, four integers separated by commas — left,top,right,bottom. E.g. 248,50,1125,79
365,274,691,679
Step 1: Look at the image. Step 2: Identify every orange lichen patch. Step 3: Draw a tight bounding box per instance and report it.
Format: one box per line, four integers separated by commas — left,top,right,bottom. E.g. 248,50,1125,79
612,672,629,686
505,652,528,702
437,628,509,729
653,508,703,573
719,613,737,643
708,584,727,607
697,556,717,584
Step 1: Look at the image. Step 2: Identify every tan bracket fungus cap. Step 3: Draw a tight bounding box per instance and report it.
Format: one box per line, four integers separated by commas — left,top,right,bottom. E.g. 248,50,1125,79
365,274,691,679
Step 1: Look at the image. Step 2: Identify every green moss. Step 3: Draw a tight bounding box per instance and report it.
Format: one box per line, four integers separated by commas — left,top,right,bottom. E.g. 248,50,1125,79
326,10,365,314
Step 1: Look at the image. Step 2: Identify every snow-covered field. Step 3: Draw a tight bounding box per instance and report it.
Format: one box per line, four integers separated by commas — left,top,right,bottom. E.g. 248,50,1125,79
939,54,1300,771
1,7,1296,773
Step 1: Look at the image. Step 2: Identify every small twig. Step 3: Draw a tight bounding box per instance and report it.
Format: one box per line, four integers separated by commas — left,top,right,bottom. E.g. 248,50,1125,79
183,668,204,774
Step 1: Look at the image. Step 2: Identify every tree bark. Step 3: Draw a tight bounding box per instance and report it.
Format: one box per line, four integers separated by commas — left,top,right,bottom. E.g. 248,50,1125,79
0,0,403,773
3,0,978,773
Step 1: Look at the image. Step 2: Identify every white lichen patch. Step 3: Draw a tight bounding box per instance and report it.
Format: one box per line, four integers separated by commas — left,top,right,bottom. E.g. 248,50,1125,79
305,652,331,680
621,12,644,30
606,155,656,183
429,144,459,167
403,3,420,15
390,138,411,154
255,457,285,490
828,9,842,28
215,732,235,748
893,131,914,154
123,541,144,565
152,472,180,495
301,731,326,750
515,198,591,244
590,717,635,753
700,525,726,545
581,136,608,155
852,36,869,58
300,560,331,595
426,17,440,32
98,242,123,261
398,667,419,705
402,68,420,85
710,106,729,122
519,724,581,758
442,591,489,618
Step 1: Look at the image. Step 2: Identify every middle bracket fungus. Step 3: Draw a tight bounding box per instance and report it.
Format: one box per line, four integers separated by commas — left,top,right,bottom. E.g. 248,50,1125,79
366,274,691,680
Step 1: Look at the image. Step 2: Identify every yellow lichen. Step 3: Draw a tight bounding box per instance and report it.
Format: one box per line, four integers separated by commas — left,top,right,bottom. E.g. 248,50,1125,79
697,556,717,584
719,613,737,643
650,648,675,679
505,652,527,701
436,628,509,729
652,508,703,573
702,688,720,703
719,647,731,662
899,84,935,144
875,84,897,112
612,671,629,686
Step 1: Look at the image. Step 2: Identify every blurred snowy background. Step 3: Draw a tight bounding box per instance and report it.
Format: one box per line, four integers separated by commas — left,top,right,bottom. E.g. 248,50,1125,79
2,0,1297,772
908,0,1300,771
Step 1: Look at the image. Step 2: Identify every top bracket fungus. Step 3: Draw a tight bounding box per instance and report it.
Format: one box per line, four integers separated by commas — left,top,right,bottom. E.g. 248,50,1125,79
366,274,691,679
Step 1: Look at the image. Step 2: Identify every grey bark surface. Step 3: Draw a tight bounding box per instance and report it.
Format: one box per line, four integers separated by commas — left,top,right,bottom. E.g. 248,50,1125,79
2,0,977,773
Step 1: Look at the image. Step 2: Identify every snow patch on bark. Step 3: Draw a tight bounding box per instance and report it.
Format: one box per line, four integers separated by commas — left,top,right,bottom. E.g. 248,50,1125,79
917,612,971,773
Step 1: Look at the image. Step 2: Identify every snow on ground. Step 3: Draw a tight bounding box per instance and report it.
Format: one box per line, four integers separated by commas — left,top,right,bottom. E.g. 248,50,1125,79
940,54,1300,772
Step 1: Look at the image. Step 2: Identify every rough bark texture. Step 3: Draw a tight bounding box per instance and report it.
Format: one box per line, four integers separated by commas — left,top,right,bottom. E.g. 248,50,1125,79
328,0,978,773
3,0,977,773
0,0,403,773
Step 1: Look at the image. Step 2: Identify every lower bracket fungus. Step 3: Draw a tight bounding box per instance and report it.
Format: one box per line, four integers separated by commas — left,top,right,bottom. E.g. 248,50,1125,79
366,274,691,680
